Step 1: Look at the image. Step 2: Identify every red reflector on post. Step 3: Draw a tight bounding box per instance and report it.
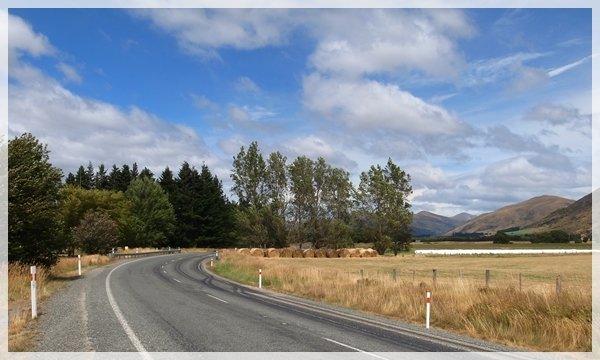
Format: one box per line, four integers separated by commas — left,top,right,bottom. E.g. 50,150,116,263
426,291,432,303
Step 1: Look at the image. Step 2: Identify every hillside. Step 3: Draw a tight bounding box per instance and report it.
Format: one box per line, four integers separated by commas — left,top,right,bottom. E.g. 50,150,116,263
446,195,575,235
525,193,591,236
451,212,477,223
411,211,473,237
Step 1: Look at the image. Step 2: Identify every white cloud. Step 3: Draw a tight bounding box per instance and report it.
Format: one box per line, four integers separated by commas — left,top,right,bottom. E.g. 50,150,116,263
548,55,592,77
481,156,587,191
56,62,82,84
485,125,548,154
224,104,279,134
525,103,591,126
191,94,218,110
465,52,548,90
412,153,590,215
8,13,55,60
405,163,451,189
228,106,251,124
132,9,293,60
280,135,357,170
508,65,548,93
308,9,473,78
218,134,249,157
9,63,216,175
234,76,260,93
303,73,468,136
132,9,473,80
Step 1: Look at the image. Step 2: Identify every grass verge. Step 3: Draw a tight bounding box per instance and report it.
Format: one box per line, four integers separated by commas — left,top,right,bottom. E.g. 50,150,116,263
213,250,591,352
8,255,112,351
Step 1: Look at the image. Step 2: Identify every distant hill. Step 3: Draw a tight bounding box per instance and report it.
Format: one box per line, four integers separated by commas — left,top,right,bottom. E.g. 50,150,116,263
446,195,575,235
525,193,591,236
411,211,474,237
451,212,477,223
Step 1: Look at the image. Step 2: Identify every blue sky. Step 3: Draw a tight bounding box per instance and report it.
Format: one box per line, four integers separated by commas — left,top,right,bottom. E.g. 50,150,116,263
7,8,592,216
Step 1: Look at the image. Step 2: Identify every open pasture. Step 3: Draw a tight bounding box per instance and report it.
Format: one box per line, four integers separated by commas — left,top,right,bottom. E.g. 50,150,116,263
215,250,592,351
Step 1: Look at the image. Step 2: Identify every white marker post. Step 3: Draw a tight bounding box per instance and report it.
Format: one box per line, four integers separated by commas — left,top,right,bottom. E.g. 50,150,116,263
210,258,214,267
30,266,37,319
78,254,82,276
425,291,432,329
258,269,262,289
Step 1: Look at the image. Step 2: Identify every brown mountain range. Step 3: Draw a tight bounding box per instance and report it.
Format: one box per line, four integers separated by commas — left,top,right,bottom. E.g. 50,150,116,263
525,193,591,236
445,195,575,235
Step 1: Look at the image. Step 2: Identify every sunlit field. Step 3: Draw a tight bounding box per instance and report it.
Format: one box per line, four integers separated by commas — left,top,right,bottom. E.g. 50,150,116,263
214,250,592,351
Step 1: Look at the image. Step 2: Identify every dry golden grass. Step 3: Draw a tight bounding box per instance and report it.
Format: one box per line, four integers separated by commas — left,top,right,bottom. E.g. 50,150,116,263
214,251,592,352
8,255,112,351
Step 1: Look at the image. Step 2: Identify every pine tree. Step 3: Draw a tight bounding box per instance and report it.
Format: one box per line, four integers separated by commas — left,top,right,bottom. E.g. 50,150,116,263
65,172,77,186
139,167,154,180
196,164,235,247
85,161,95,189
173,162,203,247
119,164,132,192
74,165,87,188
95,164,109,190
125,178,175,248
107,165,121,191
159,166,176,204
131,162,139,179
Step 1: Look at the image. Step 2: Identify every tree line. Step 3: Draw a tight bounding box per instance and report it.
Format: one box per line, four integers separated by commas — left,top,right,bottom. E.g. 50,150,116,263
8,134,413,267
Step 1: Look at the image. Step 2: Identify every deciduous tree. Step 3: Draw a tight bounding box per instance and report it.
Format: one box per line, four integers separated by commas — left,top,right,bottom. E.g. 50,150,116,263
73,210,119,255
8,133,63,266
355,158,412,255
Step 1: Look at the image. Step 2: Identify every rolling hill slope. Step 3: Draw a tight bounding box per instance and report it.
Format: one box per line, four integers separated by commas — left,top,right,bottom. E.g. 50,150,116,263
411,211,474,237
525,193,591,236
445,195,574,235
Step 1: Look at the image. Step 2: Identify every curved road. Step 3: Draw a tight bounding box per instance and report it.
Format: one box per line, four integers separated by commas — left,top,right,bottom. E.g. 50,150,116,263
35,253,520,354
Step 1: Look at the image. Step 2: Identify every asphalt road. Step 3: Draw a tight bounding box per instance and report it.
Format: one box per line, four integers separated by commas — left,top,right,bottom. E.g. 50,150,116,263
34,253,521,354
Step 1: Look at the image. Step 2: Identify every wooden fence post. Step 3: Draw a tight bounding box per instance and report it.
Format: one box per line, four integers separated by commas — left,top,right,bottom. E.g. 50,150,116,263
485,269,490,288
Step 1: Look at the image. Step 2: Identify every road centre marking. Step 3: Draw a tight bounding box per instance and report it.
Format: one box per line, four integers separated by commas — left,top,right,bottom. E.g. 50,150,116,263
173,278,182,283
323,337,389,360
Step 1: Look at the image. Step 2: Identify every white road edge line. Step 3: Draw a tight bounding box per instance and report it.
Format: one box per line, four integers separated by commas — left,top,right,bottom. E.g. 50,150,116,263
106,258,153,358
322,337,389,360
173,278,182,283
206,294,228,303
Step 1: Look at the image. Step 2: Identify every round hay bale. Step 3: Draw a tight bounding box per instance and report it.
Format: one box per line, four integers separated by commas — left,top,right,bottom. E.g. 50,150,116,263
326,249,339,258
349,248,361,258
314,249,327,258
338,248,351,258
302,249,315,258
366,248,378,257
280,248,293,257
292,249,304,258
250,248,265,257
237,248,250,255
359,249,369,258
266,248,280,258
